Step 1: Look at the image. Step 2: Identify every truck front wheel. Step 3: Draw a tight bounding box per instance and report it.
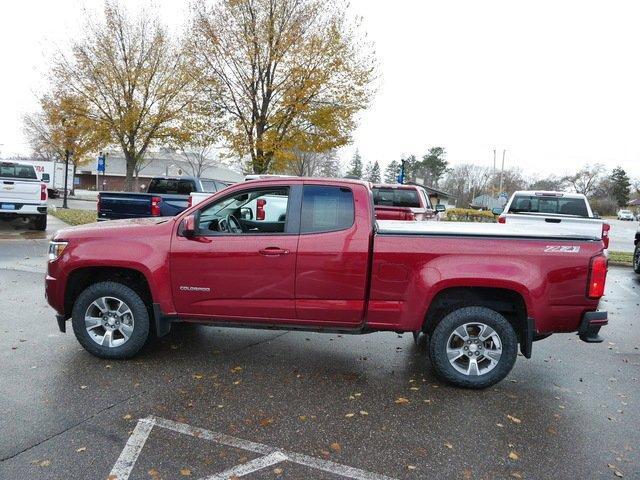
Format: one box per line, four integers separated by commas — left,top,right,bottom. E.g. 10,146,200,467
428,306,518,389
71,281,150,359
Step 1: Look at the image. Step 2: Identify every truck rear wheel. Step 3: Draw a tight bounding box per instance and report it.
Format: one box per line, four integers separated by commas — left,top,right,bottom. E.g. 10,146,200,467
428,306,517,389
71,281,150,359
634,244,640,274
34,215,47,231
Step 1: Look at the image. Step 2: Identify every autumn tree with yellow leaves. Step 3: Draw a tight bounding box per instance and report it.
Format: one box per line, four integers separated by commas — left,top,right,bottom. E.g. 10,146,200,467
189,0,376,174
49,2,195,190
23,91,106,166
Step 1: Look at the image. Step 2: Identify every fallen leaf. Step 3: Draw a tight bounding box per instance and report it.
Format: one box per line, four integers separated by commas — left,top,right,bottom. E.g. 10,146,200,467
259,418,274,427
123,414,132,420
80,385,88,390
395,397,410,404
35,459,51,467
330,442,341,452
345,413,355,418
496,423,504,428
231,366,243,373
359,410,369,416
180,468,192,476
507,414,522,424
444,442,453,449
193,374,203,380
273,467,283,475
407,465,417,470
510,473,523,479
298,415,307,421
76,447,86,453
614,471,624,478
509,451,519,461
409,387,420,391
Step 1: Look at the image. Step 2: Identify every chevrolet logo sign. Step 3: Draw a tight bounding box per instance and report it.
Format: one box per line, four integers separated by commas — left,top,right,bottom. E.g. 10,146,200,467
2,185,14,190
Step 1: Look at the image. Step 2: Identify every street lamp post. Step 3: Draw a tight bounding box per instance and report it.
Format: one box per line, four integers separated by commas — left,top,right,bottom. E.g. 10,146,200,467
62,149,71,209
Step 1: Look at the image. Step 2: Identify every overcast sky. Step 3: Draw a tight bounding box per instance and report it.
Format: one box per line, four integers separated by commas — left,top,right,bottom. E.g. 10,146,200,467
1,0,639,179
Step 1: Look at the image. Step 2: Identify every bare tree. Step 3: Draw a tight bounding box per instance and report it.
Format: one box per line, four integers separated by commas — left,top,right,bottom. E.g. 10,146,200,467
562,164,605,196
285,150,339,177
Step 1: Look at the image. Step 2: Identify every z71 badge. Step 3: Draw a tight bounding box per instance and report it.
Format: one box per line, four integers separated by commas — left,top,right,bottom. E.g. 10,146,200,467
544,245,580,253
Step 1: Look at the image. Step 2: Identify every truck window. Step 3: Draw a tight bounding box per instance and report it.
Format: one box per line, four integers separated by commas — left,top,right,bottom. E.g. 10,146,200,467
200,180,218,192
372,187,420,207
301,185,354,233
0,163,37,180
198,187,290,234
148,179,197,195
509,195,589,217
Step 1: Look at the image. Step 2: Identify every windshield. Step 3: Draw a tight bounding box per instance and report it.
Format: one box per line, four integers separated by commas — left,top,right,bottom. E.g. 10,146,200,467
372,187,421,208
508,195,589,217
0,163,37,180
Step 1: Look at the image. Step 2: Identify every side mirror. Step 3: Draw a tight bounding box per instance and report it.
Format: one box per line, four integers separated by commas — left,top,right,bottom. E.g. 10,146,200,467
240,207,253,220
180,214,197,238
435,204,446,213
41,173,50,183
491,207,504,215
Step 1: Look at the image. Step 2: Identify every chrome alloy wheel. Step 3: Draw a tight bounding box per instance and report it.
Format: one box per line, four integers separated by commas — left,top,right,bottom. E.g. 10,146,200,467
446,323,503,376
84,296,135,348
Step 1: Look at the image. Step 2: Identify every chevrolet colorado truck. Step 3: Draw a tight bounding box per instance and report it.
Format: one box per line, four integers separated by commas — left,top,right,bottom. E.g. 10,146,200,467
46,178,609,389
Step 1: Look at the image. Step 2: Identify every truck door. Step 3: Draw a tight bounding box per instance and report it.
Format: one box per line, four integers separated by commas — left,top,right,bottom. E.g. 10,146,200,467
170,184,300,322
295,184,372,327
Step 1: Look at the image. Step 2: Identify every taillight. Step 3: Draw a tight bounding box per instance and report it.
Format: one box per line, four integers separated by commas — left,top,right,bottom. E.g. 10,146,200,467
601,223,610,249
256,199,266,220
151,196,162,216
498,215,506,224
40,183,47,201
587,255,607,299
187,196,193,208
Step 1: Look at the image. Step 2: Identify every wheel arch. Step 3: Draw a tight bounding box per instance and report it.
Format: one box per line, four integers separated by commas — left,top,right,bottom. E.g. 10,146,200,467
422,286,531,356
64,266,153,320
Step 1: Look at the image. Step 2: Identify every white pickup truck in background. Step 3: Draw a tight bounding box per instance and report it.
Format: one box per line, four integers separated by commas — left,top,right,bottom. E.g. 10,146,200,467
493,191,610,248
0,161,48,230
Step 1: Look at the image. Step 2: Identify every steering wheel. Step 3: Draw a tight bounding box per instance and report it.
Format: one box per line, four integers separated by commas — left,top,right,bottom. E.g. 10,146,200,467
224,214,243,233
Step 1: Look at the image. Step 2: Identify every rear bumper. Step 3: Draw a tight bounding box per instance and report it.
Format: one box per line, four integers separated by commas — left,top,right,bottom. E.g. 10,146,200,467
0,203,47,215
578,311,607,343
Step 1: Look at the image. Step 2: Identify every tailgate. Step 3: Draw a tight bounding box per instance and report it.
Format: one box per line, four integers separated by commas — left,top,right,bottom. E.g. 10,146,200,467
503,214,602,237
0,179,41,202
98,193,153,220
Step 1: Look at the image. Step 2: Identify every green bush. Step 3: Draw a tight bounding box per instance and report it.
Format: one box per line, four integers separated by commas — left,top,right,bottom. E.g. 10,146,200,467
444,208,496,223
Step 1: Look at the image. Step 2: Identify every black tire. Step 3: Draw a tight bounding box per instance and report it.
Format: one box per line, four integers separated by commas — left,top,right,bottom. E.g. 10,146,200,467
71,281,150,359
34,215,47,231
634,244,640,274
428,306,518,389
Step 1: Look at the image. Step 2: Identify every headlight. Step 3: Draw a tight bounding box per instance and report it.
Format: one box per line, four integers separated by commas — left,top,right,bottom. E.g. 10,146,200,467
48,241,68,261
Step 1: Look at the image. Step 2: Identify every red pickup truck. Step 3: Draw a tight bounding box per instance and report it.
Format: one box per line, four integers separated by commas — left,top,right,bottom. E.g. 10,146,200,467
46,178,608,389
372,183,441,221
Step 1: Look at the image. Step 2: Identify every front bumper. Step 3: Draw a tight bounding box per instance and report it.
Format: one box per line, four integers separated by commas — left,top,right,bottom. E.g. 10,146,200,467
578,311,607,343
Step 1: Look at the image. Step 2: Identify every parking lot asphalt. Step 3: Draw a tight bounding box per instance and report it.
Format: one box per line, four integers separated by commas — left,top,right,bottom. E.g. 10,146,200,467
0,226,639,480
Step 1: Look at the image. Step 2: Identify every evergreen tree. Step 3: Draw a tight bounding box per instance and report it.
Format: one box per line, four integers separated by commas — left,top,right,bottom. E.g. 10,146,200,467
346,149,363,179
384,160,400,183
368,161,381,182
610,166,631,207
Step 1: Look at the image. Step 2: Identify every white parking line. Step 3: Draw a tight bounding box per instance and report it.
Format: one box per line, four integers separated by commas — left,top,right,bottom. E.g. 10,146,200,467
204,451,288,480
109,417,156,479
109,416,398,480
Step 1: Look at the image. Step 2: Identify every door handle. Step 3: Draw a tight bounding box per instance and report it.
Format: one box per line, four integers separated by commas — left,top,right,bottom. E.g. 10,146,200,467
259,247,290,256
